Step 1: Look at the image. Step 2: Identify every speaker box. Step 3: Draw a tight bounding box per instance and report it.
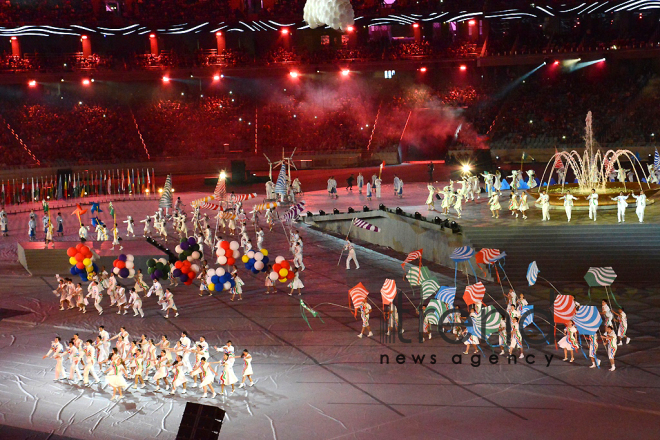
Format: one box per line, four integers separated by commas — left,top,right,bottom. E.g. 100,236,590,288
176,402,225,440
231,160,246,184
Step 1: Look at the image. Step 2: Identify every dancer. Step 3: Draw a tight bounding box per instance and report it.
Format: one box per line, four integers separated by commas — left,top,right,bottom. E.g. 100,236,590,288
238,349,254,388
397,178,404,198
488,191,501,218
497,319,507,356
123,216,135,237
230,273,244,301
366,181,372,201
585,334,601,369
393,174,400,196
357,172,364,194
453,192,463,218
632,190,647,223
162,288,179,318
425,183,437,211
602,325,618,371
43,336,65,381
288,268,304,296
86,280,103,315
141,216,152,237
481,172,494,197
557,167,567,186
256,227,264,250
386,303,400,336
82,339,101,385
0,211,7,237
293,240,305,271
213,353,238,395
537,190,550,221
66,339,83,382
152,352,171,391
357,302,373,338
111,223,123,250
611,192,629,223
518,191,529,220
128,288,144,317
78,223,89,243
508,316,524,359
104,358,129,400
586,189,599,221
45,219,54,247
265,265,275,294
346,174,354,192
613,307,631,345
344,239,360,270
130,349,146,389
327,176,338,199
509,191,519,218
375,176,382,199
168,355,188,395
558,321,579,362
56,212,63,237
198,357,217,398
98,326,111,363
559,190,578,222
601,299,614,327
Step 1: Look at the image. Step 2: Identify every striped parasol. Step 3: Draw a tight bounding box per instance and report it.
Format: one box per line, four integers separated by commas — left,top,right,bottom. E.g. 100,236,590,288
467,305,501,340
450,246,475,261
421,278,441,301
198,202,224,211
553,148,564,169
476,248,505,265
353,218,380,232
463,282,485,306
426,299,447,325
584,267,617,287
435,286,456,307
573,305,602,335
251,201,279,212
159,175,173,209
521,305,534,328
526,261,539,286
274,165,288,195
402,249,423,266
349,282,369,317
406,266,431,287
553,294,576,324
655,148,659,169
282,201,306,222
380,279,397,305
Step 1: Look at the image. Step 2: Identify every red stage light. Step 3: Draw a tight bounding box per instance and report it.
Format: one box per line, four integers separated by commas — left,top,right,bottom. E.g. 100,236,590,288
341,69,350,76
346,26,354,32
82,79,90,85
28,80,36,87
468,20,476,26
420,67,427,72
162,76,170,83
149,34,155,39
459,65,467,71
213,74,221,81
216,32,222,36
412,23,419,28
281,28,289,35
10,36,17,41
81,35,88,40
289,71,298,78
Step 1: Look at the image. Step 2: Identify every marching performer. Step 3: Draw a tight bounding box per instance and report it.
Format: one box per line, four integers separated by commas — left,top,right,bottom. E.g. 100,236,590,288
293,240,305,271
111,223,123,250
86,281,103,315
601,299,614,327
123,216,135,237
426,183,437,211
357,172,364,194
632,190,647,223
288,268,304,296
366,181,372,201
508,316,524,359
509,191,519,218
162,288,179,318
230,273,244,301
602,325,618,371
611,192,629,223
82,339,101,385
256,227,264,250
344,239,360,270
518,191,529,220
586,334,600,369
357,302,373,338
488,191,501,219
375,176,382,199
128,288,144,317
238,349,254,388
56,212,63,237
586,189,599,221
66,339,83,382
614,307,631,345
78,223,89,243
558,321,579,362
537,190,550,221
115,285,128,315
43,336,65,381
140,216,152,237
452,192,463,218
559,190,578,222
198,357,217,398
327,176,338,199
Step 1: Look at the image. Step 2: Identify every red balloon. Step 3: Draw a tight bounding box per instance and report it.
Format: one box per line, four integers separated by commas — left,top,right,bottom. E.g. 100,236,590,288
116,261,126,269
75,243,83,251
174,261,183,269
76,262,85,269
280,260,290,270
220,241,230,250
80,245,90,255
184,279,193,285
188,271,196,280
273,263,281,273
226,257,235,266
287,271,295,280
75,253,84,262
112,259,119,268
84,250,93,258
66,247,77,257
181,266,189,274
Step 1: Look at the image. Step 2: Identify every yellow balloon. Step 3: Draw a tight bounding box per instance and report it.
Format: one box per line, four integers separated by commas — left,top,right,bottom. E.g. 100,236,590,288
279,278,287,283
208,283,215,291
241,255,249,263
83,258,91,267
86,265,94,273
261,249,268,256
279,268,288,277
69,257,77,265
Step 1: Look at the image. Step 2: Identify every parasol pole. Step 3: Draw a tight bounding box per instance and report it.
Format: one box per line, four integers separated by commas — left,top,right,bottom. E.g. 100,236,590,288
336,219,354,266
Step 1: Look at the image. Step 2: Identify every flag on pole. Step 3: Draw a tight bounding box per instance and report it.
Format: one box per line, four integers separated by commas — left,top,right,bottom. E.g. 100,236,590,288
654,148,660,170
213,173,227,200
274,166,287,196
554,148,564,169
349,282,369,317
401,249,423,267
380,279,397,306
352,218,380,232
159,175,173,209
281,201,305,222
463,282,485,306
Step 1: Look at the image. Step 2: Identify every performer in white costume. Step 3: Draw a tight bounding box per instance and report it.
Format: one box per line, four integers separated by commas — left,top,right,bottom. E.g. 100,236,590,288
559,190,578,222
344,239,359,270
611,192,629,223
586,189,599,221
537,190,550,221
632,190,647,223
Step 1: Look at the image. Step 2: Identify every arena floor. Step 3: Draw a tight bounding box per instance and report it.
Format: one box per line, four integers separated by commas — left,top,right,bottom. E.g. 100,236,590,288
1,174,659,439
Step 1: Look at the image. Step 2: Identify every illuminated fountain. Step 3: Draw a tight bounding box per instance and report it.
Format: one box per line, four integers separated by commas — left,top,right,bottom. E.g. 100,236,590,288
538,111,660,207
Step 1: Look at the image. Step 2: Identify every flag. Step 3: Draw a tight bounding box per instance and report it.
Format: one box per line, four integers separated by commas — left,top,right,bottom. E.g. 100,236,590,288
159,175,173,208
282,201,305,222
274,166,287,195
553,149,564,169
421,278,441,301
572,305,602,335
57,175,62,200
435,286,456,307
380,160,385,171
349,282,369,317
553,294,576,324
198,202,224,211
353,218,380,232
521,152,528,161
463,282,485,306
526,261,539,286
401,249,423,267
380,279,397,305
109,202,115,219
655,148,660,170
213,173,227,200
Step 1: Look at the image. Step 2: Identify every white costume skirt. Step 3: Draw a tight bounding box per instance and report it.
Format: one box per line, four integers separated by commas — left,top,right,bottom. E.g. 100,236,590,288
220,367,238,385
242,362,253,376
290,279,304,289
464,335,479,345
153,367,168,381
173,375,187,388
201,373,215,387
558,336,574,351
106,374,128,388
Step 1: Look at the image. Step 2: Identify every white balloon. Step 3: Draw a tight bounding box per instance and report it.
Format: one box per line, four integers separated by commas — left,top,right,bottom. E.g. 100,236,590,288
254,261,264,271
254,252,264,261
216,248,225,257
158,258,167,264
127,254,135,262
247,251,255,259
269,271,279,281
125,261,134,270
128,269,135,277
223,281,231,290
206,275,213,284
208,268,216,277
275,256,285,264
187,256,194,262
175,245,182,254
216,267,226,277
229,241,240,250
233,250,240,259
192,251,201,260
218,256,228,265
191,264,200,273
113,267,120,274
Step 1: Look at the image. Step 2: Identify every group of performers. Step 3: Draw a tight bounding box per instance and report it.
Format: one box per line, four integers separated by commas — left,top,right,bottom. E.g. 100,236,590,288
43,327,255,401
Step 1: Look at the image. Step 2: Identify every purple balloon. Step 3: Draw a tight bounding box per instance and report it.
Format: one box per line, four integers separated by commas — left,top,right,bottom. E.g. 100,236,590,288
154,269,163,279
172,268,182,278
119,268,129,278
180,242,190,251
179,274,188,282
118,254,127,262
187,236,196,245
